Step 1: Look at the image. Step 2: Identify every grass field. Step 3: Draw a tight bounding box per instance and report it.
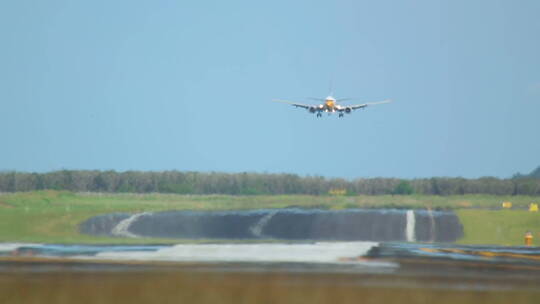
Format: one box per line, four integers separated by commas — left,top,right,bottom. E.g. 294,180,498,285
0,191,539,245
457,209,540,246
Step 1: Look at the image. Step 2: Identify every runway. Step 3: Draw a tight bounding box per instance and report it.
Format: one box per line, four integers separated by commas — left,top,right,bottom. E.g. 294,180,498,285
2,242,540,275
80,208,463,242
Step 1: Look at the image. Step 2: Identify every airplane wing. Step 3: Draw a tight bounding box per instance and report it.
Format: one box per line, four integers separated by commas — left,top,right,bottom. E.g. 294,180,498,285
273,99,313,109
349,99,392,110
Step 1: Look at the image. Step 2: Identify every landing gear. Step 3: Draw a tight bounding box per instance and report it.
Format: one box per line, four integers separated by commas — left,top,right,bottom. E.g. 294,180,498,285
339,113,344,118
316,113,322,117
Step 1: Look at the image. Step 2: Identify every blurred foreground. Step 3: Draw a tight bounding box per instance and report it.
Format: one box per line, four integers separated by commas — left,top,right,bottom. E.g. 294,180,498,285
2,242,540,304
2,268,540,304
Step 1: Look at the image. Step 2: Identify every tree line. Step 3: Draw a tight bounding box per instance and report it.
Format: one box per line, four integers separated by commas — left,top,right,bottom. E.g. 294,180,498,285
0,170,539,196
513,166,540,179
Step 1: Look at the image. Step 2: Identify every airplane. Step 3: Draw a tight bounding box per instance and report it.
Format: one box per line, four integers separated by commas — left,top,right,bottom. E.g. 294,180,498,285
274,95,391,118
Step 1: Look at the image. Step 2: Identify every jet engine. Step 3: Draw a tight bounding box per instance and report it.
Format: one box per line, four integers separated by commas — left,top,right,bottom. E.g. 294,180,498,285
345,107,352,113
309,107,317,113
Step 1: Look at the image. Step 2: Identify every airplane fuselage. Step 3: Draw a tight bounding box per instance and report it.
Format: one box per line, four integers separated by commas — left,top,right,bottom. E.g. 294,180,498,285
324,96,336,112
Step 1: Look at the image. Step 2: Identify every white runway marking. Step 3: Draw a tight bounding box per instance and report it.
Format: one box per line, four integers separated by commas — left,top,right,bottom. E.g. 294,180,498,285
427,208,436,242
249,211,276,238
111,212,151,238
93,242,383,264
406,210,416,242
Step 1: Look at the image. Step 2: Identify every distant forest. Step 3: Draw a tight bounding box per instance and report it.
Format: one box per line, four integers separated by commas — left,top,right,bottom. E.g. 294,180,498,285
513,166,540,180
1,168,540,196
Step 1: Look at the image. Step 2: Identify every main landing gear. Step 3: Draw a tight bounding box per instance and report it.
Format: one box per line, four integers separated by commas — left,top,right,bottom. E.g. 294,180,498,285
316,113,322,117
338,113,344,118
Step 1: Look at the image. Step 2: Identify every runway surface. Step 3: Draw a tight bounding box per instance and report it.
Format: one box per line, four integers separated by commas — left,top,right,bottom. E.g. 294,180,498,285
2,241,540,275
80,208,463,242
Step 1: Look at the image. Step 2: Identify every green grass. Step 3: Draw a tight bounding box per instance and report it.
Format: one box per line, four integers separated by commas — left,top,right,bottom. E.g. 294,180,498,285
0,191,539,244
457,209,540,246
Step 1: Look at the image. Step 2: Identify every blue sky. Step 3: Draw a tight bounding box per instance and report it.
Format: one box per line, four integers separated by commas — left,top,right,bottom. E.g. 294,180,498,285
1,0,539,178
